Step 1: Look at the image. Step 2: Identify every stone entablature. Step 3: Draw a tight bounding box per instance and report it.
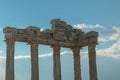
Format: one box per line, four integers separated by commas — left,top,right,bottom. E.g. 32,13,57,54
4,19,98,47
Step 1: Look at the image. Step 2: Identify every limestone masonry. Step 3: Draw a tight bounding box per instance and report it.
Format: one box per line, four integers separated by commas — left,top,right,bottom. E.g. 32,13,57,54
4,19,98,80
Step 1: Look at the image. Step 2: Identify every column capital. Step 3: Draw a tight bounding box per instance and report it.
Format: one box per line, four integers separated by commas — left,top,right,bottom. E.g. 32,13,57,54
5,39,15,44
52,45,61,56
71,46,81,56
51,45,60,50
71,46,82,51
29,42,39,46
89,42,97,47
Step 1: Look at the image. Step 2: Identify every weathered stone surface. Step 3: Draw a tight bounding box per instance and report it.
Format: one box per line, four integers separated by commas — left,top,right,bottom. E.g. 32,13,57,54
6,39,15,80
52,45,61,80
84,31,98,38
30,43,39,80
71,47,82,80
51,19,72,31
88,43,98,80
40,29,53,39
3,27,17,33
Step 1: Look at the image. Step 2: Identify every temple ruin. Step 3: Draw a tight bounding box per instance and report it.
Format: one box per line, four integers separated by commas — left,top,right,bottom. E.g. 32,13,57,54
3,19,98,80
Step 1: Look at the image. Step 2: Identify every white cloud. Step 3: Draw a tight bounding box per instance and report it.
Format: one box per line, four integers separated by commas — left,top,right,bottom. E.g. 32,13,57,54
73,24,105,29
40,28,44,31
99,26,120,42
79,41,120,59
96,40,120,59
0,56,6,60
38,51,69,58
0,51,71,60
14,55,30,59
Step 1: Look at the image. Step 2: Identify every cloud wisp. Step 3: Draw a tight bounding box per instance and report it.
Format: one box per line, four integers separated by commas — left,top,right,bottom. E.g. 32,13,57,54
0,51,71,60
0,56,6,60
96,40,120,59
80,46,120,59
0,47,120,60
74,24,105,29
98,26,120,42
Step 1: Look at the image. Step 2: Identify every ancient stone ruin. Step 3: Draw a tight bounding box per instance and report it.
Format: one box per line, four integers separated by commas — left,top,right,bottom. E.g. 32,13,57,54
4,19,98,80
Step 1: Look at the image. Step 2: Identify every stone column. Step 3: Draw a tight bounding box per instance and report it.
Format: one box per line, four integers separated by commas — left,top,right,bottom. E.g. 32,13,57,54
6,39,15,80
88,43,98,80
71,47,82,80
52,45,61,80
30,43,39,80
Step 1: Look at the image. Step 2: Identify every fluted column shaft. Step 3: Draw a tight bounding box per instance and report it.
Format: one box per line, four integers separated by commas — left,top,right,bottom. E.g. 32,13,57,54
30,43,39,80
88,43,98,80
6,39,15,80
72,47,82,80
52,46,61,80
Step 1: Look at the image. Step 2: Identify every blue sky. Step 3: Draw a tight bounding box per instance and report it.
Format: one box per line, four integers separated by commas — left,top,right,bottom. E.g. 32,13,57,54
0,0,120,80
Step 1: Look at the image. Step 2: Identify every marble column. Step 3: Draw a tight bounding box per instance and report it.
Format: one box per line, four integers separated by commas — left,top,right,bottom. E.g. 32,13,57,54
71,47,82,80
52,45,61,80
6,39,15,80
30,43,39,80
88,43,98,80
